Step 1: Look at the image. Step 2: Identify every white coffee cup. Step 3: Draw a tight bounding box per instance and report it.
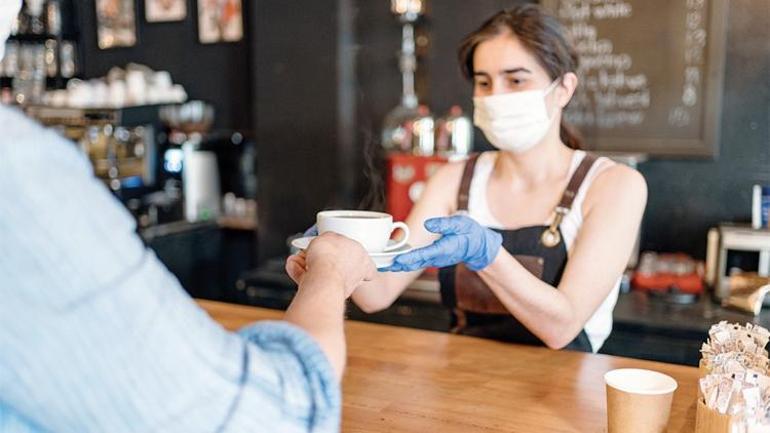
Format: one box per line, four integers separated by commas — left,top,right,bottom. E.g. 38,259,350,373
316,210,410,253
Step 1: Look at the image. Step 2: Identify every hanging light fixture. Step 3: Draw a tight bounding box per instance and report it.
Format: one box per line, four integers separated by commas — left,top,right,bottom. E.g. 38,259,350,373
390,0,424,22
382,0,433,154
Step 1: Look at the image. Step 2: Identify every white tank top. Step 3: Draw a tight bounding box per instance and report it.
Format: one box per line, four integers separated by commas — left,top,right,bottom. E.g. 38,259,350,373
466,150,620,352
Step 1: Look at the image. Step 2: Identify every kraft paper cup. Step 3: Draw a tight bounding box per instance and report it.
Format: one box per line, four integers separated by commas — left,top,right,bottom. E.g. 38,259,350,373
605,368,678,433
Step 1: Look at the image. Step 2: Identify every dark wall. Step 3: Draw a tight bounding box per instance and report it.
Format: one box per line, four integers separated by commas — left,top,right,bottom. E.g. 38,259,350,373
637,0,770,258
253,0,531,260
354,0,528,179
252,0,342,261
355,0,533,131
253,0,769,262
74,0,252,130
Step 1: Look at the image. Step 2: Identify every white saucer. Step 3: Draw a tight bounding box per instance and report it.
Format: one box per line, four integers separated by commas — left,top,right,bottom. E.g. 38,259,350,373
290,236,413,269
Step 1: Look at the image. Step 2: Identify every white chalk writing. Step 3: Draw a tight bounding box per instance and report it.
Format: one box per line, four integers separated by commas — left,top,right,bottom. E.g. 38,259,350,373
555,0,708,131
558,0,648,129
592,2,632,19
669,0,708,127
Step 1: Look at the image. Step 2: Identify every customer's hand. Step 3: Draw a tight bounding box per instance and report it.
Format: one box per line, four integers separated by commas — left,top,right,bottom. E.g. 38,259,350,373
285,225,319,283
286,251,309,284
285,232,376,297
382,215,502,272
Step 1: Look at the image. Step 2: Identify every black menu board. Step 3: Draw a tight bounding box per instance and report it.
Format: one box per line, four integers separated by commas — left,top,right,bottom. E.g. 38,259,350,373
541,0,728,157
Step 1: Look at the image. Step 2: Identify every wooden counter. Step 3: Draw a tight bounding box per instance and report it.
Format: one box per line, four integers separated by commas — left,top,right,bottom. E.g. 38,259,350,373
199,300,699,432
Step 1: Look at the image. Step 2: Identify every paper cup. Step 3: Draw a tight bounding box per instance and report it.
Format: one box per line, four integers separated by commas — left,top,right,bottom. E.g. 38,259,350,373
605,368,678,433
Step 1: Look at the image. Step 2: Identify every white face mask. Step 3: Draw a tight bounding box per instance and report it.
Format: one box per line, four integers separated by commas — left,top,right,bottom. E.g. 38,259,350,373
0,0,22,61
473,79,560,154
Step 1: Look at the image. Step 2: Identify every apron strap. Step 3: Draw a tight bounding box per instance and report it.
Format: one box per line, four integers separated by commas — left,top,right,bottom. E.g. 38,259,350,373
457,152,599,214
557,153,600,212
457,153,481,212
540,153,600,248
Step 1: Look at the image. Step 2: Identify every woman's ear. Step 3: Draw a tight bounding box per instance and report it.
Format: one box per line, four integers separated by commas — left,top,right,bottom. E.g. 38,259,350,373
556,72,579,108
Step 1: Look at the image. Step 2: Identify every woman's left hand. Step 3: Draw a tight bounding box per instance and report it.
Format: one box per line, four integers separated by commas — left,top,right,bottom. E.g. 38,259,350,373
382,215,502,272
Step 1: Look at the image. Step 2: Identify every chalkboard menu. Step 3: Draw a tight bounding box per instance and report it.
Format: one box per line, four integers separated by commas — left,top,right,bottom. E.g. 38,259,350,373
541,0,728,157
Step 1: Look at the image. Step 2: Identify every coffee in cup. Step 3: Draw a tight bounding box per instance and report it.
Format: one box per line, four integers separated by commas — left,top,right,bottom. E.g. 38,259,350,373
316,210,410,253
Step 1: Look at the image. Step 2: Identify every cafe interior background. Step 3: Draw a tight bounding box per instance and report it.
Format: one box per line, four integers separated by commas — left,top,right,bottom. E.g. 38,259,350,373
2,0,768,367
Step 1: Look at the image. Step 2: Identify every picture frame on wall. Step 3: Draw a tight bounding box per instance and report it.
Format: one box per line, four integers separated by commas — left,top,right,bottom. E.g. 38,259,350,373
96,0,137,49
146,0,188,23
197,0,243,44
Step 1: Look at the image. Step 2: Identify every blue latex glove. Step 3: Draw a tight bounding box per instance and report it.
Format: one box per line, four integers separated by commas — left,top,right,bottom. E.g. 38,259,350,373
383,215,502,272
288,225,318,255
304,225,318,237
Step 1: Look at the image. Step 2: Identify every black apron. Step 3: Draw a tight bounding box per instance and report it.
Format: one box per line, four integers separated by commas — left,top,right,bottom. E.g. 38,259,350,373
438,152,599,352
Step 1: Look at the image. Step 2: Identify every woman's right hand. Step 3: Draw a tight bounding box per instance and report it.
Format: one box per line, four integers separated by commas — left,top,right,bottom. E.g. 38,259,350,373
303,225,318,237
383,215,502,272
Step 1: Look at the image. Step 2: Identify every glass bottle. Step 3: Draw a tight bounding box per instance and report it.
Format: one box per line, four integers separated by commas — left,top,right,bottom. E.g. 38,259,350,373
435,105,473,156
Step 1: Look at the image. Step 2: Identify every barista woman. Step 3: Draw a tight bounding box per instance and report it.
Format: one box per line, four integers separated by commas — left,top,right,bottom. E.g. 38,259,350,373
291,5,647,353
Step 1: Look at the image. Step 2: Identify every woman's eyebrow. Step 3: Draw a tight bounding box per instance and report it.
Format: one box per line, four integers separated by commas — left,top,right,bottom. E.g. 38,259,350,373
501,67,532,75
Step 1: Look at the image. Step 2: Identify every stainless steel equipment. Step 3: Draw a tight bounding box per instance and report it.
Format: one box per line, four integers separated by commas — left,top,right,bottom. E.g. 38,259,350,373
159,100,214,135
159,101,220,222
25,105,156,192
435,105,473,157
381,0,434,154
707,224,770,301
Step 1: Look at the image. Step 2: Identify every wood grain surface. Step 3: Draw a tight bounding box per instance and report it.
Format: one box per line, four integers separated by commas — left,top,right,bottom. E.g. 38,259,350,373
198,299,699,432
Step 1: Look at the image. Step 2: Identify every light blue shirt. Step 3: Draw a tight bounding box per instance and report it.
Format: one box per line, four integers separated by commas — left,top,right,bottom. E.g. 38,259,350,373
0,105,340,433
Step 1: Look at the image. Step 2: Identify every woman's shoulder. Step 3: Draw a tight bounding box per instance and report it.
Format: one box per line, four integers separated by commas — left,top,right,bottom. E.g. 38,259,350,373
421,152,494,213
433,157,467,179
430,152,488,182
582,155,648,214
429,152,498,189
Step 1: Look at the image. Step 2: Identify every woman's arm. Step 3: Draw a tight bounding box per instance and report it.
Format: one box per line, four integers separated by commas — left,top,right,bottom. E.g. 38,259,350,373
350,162,465,312
477,164,647,349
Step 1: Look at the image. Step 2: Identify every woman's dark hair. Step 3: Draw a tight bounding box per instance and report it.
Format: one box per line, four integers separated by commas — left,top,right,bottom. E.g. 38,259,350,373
458,5,583,150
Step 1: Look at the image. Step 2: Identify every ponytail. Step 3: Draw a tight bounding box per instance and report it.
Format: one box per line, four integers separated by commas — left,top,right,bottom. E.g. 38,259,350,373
559,120,583,150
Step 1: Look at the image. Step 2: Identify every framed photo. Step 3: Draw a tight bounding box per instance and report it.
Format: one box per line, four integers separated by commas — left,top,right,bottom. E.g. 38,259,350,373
146,0,188,23
197,0,243,44
96,0,137,49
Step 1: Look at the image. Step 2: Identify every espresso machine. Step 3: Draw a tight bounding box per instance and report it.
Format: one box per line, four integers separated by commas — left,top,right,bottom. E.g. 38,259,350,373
25,104,158,193
159,101,257,224
381,1,473,222
706,224,770,302
159,101,221,222
381,0,429,154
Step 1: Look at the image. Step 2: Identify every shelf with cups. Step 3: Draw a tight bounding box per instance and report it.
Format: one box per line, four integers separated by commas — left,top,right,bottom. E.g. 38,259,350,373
2,0,81,104
0,34,80,104
8,32,66,42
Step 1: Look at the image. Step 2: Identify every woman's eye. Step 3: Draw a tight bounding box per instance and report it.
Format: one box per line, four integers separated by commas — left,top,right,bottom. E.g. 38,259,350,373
474,80,490,89
508,78,523,86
